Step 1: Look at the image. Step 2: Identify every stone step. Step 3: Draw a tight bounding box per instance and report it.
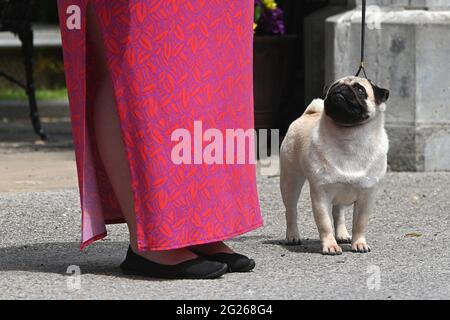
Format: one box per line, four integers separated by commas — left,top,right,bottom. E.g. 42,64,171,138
0,100,69,120
0,24,61,48
0,118,73,151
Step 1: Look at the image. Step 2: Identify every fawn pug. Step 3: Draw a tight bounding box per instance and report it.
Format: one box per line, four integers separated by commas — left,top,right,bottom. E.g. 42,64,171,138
280,76,389,255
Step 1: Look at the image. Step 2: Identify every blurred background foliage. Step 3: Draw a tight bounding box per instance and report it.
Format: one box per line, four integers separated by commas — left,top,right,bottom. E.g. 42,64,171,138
0,0,334,100
32,0,58,24
0,1,64,97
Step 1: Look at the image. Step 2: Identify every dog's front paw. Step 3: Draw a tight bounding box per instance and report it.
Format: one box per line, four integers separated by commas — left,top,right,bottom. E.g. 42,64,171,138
351,238,371,253
321,237,342,255
285,229,301,245
335,225,352,244
336,235,352,244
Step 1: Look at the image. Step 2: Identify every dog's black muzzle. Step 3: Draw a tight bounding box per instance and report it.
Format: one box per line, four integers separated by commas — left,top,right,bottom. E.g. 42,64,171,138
324,84,369,126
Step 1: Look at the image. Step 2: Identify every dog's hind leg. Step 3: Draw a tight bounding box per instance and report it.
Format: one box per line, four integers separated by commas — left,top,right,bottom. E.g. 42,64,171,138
280,162,305,245
332,205,352,244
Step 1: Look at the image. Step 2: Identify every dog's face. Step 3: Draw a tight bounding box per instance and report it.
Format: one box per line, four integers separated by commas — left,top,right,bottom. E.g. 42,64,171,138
324,76,389,126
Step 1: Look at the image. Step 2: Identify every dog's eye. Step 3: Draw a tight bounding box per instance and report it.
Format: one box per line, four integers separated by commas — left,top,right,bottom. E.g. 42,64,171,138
353,84,365,95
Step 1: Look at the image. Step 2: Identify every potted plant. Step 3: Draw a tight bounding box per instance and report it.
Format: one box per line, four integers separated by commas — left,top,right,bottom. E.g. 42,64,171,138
253,0,296,130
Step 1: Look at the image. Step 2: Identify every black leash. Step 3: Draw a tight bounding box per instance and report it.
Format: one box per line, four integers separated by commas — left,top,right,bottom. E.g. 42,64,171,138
355,0,368,78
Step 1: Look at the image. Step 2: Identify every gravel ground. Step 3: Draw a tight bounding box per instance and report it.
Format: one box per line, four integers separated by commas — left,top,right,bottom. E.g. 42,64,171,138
0,172,449,300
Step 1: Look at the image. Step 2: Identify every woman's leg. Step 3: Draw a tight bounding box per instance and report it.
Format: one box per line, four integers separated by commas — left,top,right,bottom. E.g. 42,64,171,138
189,242,234,254
87,3,198,265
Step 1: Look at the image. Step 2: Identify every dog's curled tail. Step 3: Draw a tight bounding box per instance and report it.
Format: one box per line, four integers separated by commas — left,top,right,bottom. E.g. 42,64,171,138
303,98,324,116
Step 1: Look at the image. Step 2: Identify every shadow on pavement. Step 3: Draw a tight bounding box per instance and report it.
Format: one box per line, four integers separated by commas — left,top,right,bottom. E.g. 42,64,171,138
263,238,354,254
0,241,172,281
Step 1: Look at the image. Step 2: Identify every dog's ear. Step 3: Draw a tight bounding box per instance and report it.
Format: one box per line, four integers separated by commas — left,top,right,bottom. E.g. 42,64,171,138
370,81,390,104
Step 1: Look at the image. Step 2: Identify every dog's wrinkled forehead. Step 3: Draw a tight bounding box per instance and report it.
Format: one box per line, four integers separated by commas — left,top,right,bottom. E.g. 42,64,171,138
329,76,374,99
326,76,390,106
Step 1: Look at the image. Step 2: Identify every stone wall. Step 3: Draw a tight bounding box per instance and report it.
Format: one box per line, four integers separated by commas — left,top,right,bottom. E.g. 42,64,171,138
321,1,450,171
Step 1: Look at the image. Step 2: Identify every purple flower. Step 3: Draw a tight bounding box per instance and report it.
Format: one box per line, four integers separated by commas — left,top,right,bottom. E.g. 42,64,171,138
254,0,286,35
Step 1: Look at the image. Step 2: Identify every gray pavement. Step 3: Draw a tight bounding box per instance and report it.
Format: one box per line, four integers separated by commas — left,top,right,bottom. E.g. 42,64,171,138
0,116,449,299
1,171,449,299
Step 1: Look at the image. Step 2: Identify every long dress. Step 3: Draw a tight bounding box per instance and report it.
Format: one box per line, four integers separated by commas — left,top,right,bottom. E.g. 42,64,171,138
57,0,263,251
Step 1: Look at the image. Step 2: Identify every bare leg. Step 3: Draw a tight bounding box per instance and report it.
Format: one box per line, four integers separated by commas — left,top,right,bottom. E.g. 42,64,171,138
189,242,234,254
87,3,197,265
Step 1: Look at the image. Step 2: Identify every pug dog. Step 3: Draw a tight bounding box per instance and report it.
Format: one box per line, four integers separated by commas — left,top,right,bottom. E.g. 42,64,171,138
280,76,389,255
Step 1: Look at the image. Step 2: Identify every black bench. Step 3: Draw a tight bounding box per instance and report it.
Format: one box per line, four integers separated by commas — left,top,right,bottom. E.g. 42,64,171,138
0,0,47,140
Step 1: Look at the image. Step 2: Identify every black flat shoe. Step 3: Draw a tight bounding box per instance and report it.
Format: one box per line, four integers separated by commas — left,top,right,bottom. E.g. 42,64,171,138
193,252,256,273
120,246,228,279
